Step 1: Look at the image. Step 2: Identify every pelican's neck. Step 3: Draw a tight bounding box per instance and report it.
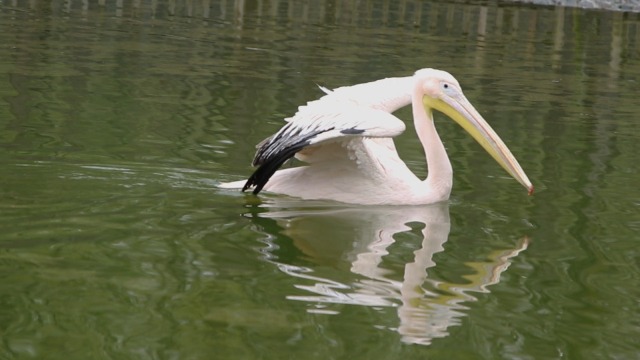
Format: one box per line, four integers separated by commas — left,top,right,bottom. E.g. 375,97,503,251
412,94,453,198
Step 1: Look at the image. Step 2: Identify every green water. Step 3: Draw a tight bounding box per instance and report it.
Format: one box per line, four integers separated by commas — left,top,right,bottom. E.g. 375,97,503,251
1,1,639,359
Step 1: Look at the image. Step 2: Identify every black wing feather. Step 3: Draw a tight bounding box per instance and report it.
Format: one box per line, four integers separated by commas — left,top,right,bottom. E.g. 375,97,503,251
242,128,333,194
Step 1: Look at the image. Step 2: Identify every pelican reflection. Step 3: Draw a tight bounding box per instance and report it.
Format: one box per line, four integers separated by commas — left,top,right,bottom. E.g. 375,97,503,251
248,200,528,345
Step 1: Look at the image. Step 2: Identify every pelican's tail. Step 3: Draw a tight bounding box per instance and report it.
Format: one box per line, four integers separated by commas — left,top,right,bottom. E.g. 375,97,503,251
218,180,245,189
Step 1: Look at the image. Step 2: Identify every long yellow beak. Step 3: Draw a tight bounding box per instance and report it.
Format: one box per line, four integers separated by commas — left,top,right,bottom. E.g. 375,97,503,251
425,93,534,195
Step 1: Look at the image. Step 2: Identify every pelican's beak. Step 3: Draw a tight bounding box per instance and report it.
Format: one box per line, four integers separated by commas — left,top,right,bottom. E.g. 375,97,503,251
425,92,534,195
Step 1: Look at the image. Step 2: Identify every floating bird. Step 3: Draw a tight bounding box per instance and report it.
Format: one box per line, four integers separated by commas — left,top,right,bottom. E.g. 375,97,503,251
221,69,533,205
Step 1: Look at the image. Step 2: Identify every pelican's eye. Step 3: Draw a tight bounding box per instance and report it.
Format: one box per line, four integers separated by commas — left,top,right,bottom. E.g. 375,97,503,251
441,82,456,95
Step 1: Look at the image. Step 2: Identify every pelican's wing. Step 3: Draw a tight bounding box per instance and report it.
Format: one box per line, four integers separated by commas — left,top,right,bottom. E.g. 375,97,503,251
244,106,406,194
305,75,414,115
243,75,415,194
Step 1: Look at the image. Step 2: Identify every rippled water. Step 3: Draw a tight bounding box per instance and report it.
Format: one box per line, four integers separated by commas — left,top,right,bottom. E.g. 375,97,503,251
1,1,640,359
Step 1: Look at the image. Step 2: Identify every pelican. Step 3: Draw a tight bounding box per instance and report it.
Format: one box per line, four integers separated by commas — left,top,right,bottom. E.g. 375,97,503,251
221,68,533,205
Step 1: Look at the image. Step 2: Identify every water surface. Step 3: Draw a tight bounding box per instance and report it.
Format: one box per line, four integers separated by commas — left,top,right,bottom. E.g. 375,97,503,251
1,1,639,359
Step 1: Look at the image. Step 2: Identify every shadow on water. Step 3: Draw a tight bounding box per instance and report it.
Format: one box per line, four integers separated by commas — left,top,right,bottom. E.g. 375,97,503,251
244,199,528,346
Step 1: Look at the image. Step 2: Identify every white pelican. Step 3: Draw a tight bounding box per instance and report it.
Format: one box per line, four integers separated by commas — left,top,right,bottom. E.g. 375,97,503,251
221,68,533,205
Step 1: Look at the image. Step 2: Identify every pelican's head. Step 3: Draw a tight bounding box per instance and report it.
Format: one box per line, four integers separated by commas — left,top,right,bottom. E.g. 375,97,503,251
414,68,534,195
